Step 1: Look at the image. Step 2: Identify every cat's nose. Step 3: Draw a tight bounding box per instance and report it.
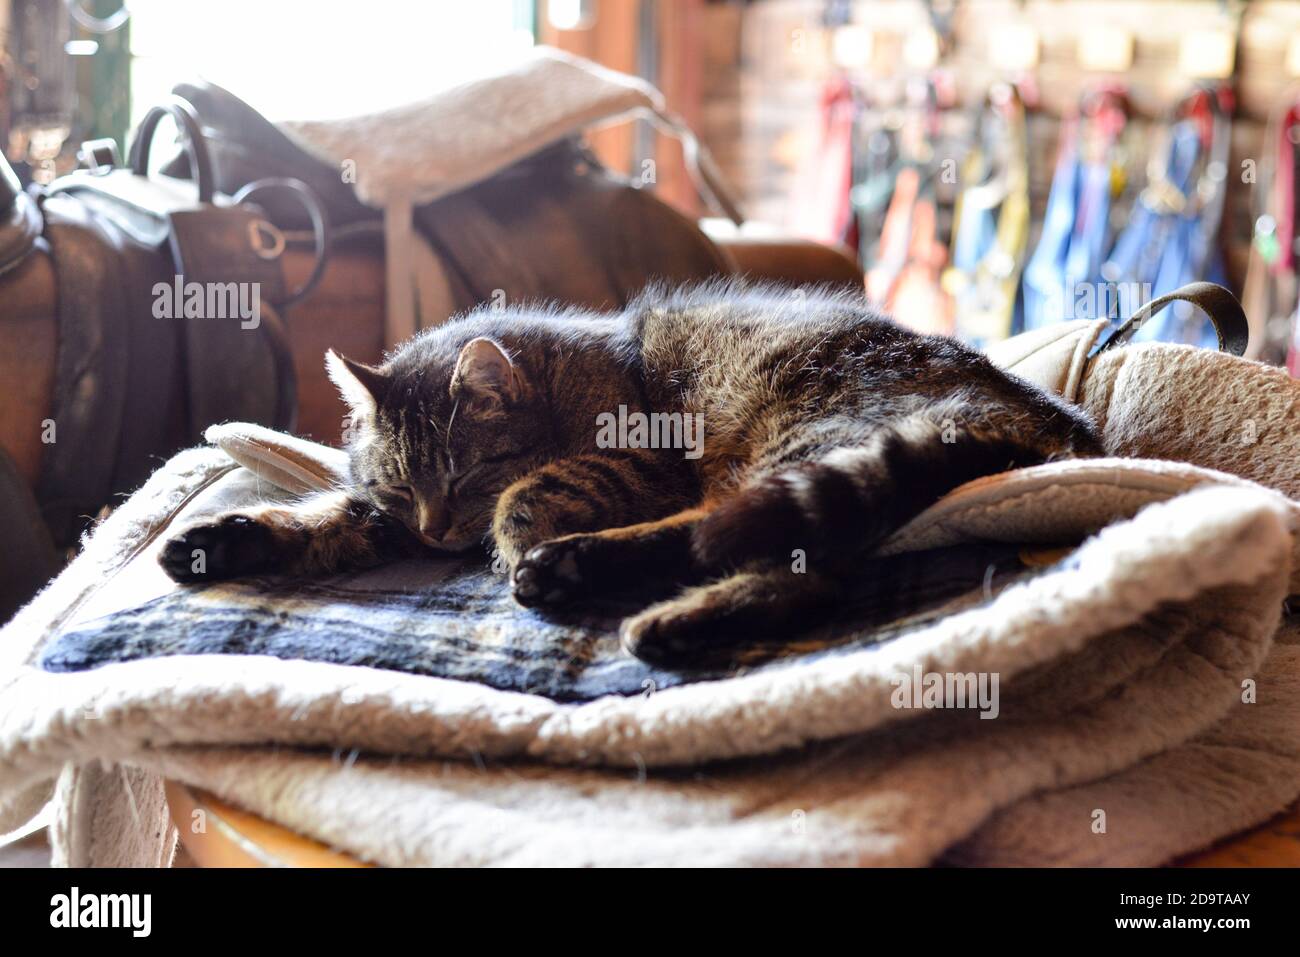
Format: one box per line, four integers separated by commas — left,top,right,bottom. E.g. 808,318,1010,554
416,501,452,544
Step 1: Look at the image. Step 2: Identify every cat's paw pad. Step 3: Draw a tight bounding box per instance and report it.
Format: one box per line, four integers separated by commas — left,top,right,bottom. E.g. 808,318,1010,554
619,601,714,666
510,538,591,608
158,514,277,583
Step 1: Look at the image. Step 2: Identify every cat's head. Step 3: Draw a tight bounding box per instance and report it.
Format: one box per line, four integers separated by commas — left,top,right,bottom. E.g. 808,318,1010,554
326,336,548,552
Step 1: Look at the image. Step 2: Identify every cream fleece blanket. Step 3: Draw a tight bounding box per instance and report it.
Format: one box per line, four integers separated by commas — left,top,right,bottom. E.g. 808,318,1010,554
2,326,1299,866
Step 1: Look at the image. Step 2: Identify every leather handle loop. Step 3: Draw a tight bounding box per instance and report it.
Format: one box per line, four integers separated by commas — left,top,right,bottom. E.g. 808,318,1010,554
232,177,332,309
1092,281,1250,357
254,302,299,433
647,109,744,226
128,95,215,204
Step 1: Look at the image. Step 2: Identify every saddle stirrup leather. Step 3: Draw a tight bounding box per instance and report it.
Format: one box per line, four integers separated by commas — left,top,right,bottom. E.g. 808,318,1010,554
1092,281,1251,357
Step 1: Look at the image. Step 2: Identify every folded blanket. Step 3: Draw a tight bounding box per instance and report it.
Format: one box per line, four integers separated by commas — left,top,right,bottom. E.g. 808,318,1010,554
2,330,1299,866
41,541,1035,702
106,620,1300,867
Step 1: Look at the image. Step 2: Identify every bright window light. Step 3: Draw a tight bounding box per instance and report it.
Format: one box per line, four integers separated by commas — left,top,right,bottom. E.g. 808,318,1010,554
127,0,535,126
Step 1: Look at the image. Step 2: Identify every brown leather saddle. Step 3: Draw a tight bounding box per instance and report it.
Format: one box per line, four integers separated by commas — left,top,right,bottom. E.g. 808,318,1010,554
158,80,731,313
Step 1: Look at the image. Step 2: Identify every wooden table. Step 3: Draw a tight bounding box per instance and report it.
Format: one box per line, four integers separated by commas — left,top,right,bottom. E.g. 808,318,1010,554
165,781,371,867
165,781,1300,867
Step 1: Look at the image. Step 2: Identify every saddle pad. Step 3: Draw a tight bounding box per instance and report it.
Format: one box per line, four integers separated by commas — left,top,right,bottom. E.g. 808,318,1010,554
280,46,727,212
39,539,1034,702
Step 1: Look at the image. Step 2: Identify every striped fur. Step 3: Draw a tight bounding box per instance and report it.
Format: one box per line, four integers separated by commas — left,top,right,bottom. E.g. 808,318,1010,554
159,281,1101,665
692,411,1069,571
158,492,424,582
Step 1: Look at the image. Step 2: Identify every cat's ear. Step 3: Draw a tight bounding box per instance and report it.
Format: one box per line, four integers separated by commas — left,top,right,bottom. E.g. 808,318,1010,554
326,350,389,413
450,337,522,412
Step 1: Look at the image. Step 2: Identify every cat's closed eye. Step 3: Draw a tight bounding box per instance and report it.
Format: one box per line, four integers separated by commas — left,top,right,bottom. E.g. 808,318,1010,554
386,485,414,504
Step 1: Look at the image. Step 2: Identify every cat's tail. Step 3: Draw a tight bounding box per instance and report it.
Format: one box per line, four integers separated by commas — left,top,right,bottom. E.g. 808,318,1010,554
692,412,1097,571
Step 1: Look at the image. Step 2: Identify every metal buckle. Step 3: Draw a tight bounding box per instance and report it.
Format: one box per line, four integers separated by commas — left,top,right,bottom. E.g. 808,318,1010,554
247,219,286,261
79,138,121,175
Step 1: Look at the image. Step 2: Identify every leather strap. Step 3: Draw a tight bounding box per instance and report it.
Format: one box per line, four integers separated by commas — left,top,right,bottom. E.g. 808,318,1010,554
651,109,745,227
127,95,215,204
231,177,331,308
0,149,41,277
1092,281,1250,356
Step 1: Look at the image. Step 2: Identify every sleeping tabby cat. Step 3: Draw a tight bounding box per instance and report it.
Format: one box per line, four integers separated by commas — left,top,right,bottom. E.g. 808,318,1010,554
159,283,1101,665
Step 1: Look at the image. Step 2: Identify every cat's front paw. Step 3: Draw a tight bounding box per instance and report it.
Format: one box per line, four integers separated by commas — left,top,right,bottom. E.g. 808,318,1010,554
510,536,594,608
158,514,280,583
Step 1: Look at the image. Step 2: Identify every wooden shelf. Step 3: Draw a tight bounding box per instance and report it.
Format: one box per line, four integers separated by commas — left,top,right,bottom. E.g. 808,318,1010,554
166,780,1300,868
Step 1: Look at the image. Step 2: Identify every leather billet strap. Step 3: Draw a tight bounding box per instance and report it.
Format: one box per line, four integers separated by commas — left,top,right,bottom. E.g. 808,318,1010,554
1091,281,1250,357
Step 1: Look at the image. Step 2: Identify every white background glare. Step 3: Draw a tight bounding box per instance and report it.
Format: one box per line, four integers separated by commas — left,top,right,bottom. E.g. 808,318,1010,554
127,0,534,125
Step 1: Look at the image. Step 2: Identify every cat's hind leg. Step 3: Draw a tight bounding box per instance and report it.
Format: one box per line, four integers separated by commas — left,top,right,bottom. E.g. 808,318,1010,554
692,408,1084,572
619,567,841,666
